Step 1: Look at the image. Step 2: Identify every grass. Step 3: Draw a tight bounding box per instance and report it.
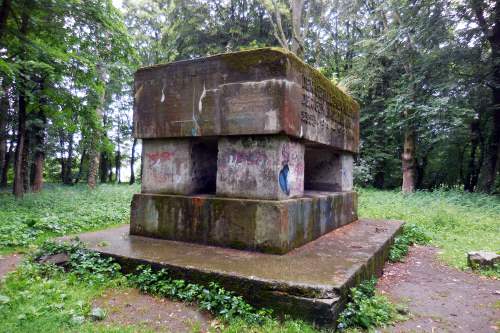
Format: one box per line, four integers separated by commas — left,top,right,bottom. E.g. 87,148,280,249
0,258,161,333
0,184,498,332
358,188,500,274
0,184,137,254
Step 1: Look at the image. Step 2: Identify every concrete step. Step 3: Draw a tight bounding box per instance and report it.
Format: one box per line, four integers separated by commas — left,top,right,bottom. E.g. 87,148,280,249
69,218,403,326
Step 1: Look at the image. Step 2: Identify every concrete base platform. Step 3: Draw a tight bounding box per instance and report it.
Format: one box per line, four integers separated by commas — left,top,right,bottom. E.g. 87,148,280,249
130,191,357,254
72,219,403,326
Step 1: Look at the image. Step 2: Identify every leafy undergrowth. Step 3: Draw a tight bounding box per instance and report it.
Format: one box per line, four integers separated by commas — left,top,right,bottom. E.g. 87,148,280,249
389,224,430,262
0,184,138,254
0,241,320,333
337,277,405,332
359,188,500,276
0,249,132,332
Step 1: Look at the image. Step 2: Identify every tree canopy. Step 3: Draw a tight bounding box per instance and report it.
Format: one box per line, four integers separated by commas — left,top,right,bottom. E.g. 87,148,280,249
0,0,498,196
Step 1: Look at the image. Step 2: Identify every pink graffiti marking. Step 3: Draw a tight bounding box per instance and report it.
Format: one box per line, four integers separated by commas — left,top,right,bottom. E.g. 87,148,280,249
146,151,175,165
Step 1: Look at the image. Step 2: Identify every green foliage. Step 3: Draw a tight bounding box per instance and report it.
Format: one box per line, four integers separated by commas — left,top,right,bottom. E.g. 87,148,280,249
34,241,123,284
219,317,319,333
0,184,137,253
359,188,500,276
128,266,273,325
337,278,399,331
389,224,430,262
0,255,124,332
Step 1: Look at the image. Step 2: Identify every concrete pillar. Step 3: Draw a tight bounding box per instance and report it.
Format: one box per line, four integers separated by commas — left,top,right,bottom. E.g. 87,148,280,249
304,147,353,192
141,138,217,194
216,136,304,200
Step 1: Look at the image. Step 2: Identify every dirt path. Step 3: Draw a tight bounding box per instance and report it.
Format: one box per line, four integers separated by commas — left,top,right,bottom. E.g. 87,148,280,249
378,245,500,333
93,288,213,332
0,253,22,279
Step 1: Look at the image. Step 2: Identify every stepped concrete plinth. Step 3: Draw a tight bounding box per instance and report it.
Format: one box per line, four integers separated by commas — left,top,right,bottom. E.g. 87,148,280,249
130,191,357,254
70,219,403,326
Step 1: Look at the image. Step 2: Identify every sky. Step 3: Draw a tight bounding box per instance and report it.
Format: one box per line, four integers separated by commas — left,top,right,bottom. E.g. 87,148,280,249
112,0,123,9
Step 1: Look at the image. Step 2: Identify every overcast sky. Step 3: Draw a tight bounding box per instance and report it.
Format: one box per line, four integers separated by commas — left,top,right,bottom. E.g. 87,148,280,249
112,0,123,9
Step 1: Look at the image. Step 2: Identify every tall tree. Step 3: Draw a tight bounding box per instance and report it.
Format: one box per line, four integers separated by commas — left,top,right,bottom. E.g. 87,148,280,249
469,0,500,192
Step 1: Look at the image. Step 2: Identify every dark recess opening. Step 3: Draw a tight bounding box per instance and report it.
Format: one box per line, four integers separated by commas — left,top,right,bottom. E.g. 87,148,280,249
304,145,340,192
191,138,218,194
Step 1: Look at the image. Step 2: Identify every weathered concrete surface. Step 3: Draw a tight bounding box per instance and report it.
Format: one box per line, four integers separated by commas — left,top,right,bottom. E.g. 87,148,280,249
217,136,304,200
133,48,359,153
71,219,403,326
130,191,357,254
304,147,353,192
142,138,217,194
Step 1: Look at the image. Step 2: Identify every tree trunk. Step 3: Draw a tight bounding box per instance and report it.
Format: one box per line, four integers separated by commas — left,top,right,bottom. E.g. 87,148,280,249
13,92,26,198
75,149,86,184
31,148,44,192
129,138,136,185
99,151,108,183
21,125,30,192
13,1,30,198
64,132,74,184
401,128,416,193
0,0,11,35
31,112,46,192
1,139,13,187
115,150,121,183
87,65,106,189
0,81,8,182
416,153,429,190
465,118,481,191
478,50,500,192
59,132,66,182
290,0,305,58
473,0,500,193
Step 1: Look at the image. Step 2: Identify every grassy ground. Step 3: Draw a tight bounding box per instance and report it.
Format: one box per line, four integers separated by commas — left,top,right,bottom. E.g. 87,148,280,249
0,184,137,254
0,184,498,332
358,188,500,272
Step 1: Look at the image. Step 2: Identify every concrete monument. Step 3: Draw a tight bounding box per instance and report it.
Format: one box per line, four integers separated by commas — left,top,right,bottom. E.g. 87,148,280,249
74,48,403,326
130,48,359,254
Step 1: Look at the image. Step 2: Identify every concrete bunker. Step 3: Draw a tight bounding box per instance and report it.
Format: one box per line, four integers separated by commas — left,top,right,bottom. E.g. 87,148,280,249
132,48,360,254
78,48,404,327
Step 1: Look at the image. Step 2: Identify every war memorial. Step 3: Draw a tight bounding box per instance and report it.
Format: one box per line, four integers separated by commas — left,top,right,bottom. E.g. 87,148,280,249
76,48,403,325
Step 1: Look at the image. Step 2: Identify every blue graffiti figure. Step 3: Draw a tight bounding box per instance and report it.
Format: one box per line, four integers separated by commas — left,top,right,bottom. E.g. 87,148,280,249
279,164,290,195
